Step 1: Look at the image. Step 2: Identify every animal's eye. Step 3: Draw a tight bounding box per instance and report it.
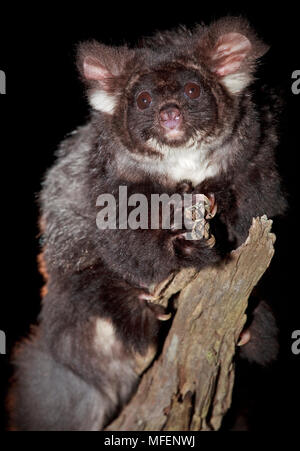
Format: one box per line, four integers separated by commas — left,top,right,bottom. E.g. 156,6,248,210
184,82,201,99
137,91,152,110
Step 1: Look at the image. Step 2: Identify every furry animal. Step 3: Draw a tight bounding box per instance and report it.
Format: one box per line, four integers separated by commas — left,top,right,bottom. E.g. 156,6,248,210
9,17,286,431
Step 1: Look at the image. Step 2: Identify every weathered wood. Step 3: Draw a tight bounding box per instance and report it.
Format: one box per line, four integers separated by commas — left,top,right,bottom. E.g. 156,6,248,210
106,216,275,431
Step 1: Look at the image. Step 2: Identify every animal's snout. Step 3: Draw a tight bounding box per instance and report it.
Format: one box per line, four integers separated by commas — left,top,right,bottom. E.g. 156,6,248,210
159,107,182,130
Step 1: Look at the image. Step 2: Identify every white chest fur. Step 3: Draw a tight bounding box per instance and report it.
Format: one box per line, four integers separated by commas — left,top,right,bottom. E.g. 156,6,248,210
160,146,220,186
141,138,222,186
117,140,225,186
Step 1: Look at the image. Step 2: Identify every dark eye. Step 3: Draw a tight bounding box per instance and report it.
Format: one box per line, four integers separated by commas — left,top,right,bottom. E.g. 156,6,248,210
184,82,201,99
137,91,152,110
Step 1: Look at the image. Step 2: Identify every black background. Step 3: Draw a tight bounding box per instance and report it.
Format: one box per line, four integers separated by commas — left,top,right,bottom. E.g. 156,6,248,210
0,2,299,431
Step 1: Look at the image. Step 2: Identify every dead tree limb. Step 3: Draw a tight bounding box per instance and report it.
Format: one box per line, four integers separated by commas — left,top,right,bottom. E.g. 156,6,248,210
106,216,275,431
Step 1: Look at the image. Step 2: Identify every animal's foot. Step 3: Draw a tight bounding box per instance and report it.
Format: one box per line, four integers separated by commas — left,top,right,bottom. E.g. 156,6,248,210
138,293,172,321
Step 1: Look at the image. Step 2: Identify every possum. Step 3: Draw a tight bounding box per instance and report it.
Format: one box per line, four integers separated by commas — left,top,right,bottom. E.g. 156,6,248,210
9,17,286,431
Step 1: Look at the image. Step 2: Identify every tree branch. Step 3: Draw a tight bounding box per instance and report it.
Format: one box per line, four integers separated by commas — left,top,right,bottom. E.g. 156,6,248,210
106,216,275,431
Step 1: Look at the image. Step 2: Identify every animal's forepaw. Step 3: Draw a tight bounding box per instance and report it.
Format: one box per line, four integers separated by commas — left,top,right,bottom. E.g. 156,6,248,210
178,192,217,244
205,193,217,219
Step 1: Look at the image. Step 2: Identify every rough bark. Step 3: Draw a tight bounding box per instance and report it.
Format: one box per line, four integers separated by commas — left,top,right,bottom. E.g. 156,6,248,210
106,216,275,431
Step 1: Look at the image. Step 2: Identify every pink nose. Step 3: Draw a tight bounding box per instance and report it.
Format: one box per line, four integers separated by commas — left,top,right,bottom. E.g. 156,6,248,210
159,107,182,130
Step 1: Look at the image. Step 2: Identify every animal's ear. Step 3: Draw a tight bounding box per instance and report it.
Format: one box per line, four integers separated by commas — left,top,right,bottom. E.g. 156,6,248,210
199,17,269,94
77,41,134,113
82,56,112,84
211,32,253,77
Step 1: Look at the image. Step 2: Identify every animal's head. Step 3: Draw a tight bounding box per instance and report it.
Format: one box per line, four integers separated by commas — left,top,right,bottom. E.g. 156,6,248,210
77,17,268,156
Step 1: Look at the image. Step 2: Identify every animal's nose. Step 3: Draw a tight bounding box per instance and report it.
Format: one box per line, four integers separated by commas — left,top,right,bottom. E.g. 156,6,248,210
159,107,182,130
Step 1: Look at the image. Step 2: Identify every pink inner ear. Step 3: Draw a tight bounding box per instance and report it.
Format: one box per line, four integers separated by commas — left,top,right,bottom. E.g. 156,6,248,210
83,57,111,81
212,32,252,77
